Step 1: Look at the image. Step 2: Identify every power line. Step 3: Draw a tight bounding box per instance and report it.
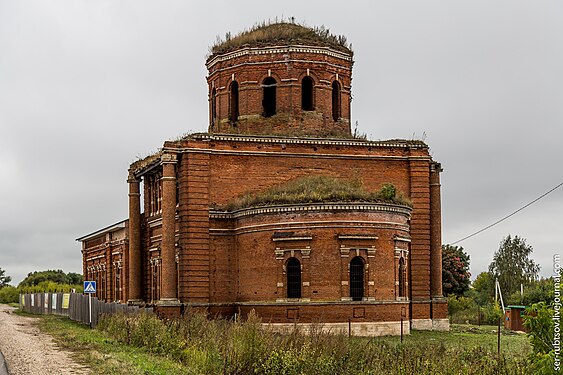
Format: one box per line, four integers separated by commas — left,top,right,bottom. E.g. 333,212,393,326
450,181,563,245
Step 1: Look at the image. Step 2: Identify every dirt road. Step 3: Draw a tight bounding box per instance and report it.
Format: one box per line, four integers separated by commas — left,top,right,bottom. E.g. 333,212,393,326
0,304,90,375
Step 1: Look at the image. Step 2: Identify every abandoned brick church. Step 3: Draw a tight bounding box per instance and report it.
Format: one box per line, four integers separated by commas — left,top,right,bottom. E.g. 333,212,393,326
78,22,448,335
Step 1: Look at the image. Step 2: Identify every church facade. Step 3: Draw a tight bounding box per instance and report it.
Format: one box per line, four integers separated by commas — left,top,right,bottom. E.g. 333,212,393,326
79,22,448,335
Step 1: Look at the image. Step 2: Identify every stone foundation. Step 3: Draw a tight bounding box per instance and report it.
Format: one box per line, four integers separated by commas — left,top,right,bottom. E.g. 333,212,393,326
266,320,410,337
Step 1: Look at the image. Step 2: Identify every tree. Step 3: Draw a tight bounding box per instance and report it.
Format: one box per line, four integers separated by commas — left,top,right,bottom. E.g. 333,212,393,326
0,267,11,288
18,269,82,288
472,271,495,306
488,235,540,299
442,244,471,296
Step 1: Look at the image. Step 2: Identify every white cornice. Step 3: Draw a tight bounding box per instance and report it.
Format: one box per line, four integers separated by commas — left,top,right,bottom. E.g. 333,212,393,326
206,44,353,69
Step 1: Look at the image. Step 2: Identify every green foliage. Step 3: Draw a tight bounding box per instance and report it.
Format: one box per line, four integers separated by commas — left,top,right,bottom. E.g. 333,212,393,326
482,301,504,326
0,285,18,303
18,269,83,288
224,176,411,211
472,272,495,306
488,235,540,298
520,278,555,306
448,295,478,324
17,281,83,294
0,267,12,287
523,302,559,373
524,302,554,355
442,245,471,296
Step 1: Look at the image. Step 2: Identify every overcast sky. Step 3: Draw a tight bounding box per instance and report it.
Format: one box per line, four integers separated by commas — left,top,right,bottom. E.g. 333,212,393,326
1,0,562,285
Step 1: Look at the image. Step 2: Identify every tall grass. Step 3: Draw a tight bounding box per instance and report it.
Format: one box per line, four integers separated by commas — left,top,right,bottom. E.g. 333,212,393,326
223,176,411,211
97,310,530,375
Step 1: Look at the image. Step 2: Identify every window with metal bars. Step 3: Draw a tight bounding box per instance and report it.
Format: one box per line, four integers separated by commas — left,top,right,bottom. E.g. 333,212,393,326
350,256,364,301
286,257,301,299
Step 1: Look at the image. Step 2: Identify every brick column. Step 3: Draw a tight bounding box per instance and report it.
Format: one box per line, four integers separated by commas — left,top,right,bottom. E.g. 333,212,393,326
158,153,180,307
430,162,443,298
127,173,143,304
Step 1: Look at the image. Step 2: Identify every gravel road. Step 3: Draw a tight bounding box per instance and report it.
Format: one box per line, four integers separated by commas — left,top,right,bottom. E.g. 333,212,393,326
0,304,90,375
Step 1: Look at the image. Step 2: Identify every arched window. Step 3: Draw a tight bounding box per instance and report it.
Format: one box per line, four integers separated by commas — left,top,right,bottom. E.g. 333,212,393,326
350,256,364,301
263,77,277,117
399,257,407,298
332,80,341,121
229,81,239,122
211,87,217,126
286,257,301,298
301,76,314,111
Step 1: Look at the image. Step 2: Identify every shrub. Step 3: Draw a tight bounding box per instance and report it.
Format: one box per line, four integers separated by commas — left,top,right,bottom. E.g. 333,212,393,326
523,302,559,374
0,286,19,303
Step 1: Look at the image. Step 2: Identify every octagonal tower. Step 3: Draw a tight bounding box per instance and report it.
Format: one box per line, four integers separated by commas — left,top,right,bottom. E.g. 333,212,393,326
206,22,353,137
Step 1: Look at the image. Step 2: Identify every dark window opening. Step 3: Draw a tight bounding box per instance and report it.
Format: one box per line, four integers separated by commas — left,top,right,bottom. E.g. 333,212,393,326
332,81,341,121
301,76,314,111
211,87,217,126
263,77,277,117
399,257,407,298
350,256,364,301
287,257,301,298
229,81,239,122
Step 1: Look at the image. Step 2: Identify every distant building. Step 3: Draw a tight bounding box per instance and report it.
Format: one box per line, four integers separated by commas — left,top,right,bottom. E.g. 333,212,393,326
79,22,448,335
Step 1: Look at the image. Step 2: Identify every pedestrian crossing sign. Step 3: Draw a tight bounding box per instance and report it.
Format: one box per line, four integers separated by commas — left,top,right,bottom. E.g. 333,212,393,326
84,281,96,293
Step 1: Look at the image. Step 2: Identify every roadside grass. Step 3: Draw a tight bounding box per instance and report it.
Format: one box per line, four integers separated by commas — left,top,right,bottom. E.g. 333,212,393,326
21,309,533,375
20,311,191,375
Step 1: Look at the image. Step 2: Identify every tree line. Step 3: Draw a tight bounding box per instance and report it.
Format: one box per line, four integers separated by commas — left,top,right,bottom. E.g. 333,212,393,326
0,269,83,303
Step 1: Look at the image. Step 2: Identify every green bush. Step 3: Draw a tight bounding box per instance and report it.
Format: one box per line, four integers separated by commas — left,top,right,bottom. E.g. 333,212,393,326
0,286,19,303
523,302,561,374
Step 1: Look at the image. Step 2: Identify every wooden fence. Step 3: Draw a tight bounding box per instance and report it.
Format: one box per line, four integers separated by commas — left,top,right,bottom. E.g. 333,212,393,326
19,293,152,328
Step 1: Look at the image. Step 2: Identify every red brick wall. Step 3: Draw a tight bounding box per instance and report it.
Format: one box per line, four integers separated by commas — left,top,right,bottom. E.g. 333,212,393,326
206,46,353,137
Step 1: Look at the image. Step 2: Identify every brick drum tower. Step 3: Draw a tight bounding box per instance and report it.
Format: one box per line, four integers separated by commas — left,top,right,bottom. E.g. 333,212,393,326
79,22,448,335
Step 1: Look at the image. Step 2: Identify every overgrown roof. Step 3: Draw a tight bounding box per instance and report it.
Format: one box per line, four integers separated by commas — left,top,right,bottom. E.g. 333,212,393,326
222,176,411,211
208,21,353,58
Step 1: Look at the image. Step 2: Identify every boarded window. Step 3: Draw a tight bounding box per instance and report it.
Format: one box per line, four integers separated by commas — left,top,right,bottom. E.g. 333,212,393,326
350,256,364,301
263,77,277,117
287,257,301,298
229,81,239,122
332,81,341,121
301,76,314,111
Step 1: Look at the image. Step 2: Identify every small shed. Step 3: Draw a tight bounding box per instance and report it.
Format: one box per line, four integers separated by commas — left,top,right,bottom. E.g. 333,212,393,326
504,305,527,332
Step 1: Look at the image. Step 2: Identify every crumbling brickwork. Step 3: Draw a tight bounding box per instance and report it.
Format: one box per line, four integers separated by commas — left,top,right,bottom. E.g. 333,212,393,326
79,22,448,334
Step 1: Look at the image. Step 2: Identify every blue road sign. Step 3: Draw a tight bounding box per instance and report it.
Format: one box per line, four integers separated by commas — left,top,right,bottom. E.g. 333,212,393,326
84,281,96,293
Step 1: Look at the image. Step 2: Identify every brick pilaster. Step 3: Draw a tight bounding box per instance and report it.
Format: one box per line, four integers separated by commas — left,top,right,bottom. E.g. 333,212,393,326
159,153,180,305
178,152,210,302
127,173,143,304
408,159,431,301
430,162,443,298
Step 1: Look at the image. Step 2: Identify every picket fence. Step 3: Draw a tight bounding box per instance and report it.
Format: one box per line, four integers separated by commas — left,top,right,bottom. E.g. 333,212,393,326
19,293,152,328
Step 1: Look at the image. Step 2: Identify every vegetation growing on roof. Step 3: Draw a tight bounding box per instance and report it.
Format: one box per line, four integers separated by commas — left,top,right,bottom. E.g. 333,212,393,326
208,19,352,58
223,176,411,211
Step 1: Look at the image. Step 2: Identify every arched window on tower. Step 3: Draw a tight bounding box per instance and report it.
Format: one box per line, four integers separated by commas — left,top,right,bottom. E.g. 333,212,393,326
211,87,217,126
301,76,314,111
399,257,407,298
350,256,365,301
229,81,239,122
332,80,341,121
286,257,301,299
263,77,277,117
